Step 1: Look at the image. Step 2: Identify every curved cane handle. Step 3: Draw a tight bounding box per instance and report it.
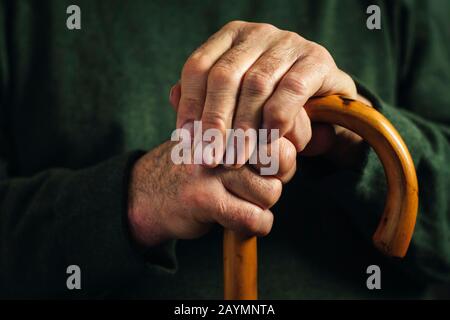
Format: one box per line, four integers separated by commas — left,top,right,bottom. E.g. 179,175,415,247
223,95,418,300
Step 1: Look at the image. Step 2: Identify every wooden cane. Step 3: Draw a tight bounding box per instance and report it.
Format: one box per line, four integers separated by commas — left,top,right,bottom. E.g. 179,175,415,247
223,95,419,300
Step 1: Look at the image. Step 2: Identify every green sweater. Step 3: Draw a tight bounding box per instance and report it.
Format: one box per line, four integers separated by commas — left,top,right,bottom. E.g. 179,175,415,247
0,0,449,299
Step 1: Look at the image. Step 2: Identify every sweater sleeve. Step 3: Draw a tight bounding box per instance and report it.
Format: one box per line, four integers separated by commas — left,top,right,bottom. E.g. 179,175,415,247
0,148,177,298
327,0,450,284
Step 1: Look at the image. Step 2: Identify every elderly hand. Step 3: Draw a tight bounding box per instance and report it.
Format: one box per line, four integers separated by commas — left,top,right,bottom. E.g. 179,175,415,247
171,21,371,167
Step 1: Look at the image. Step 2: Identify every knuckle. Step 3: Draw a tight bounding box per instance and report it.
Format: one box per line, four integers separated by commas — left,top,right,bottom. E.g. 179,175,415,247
254,22,277,33
225,20,245,30
243,71,274,96
281,75,309,97
183,54,211,78
240,209,261,234
209,65,240,88
265,104,293,129
202,110,228,132
264,178,282,207
309,42,334,62
241,23,278,41
248,176,282,209
258,218,273,237
283,31,303,43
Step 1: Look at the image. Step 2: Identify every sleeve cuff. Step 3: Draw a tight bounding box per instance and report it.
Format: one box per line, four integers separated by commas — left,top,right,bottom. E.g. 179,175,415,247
54,151,177,295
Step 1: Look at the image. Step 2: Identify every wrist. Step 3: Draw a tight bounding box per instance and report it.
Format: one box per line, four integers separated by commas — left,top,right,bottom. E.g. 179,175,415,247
127,156,168,248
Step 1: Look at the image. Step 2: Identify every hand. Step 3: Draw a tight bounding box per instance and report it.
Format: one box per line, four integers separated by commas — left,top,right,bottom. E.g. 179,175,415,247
171,21,371,167
127,138,296,247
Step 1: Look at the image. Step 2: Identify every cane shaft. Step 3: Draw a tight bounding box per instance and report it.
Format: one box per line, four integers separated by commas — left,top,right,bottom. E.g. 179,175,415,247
223,230,257,300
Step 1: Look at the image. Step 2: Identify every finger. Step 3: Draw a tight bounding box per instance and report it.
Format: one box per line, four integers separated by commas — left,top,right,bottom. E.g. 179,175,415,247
262,55,330,136
213,189,275,237
220,165,282,209
252,137,297,183
176,23,240,129
232,33,303,167
202,30,276,166
262,42,358,135
169,83,181,111
284,107,312,152
317,68,357,98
